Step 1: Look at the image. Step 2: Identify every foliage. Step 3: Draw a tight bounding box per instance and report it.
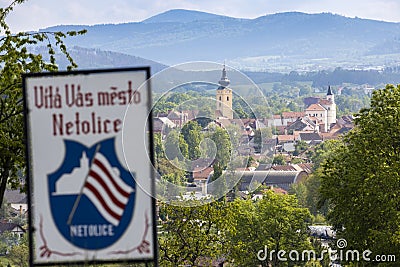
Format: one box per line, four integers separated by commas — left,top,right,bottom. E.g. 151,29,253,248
163,130,188,161
253,128,273,153
288,140,340,217
272,154,287,165
293,140,308,156
0,198,9,219
153,133,164,162
155,131,189,198
304,260,323,266
309,140,341,170
246,156,255,167
180,121,202,160
289,172,329,218
0,231,19,255
158,200,233,267
224,124,241,151
7,234,28,267
209,126,231,168
211,162,222,182
319,84,400,264
227,190,312,266
0,0,86,206
289,182,308,208
158,191,313,267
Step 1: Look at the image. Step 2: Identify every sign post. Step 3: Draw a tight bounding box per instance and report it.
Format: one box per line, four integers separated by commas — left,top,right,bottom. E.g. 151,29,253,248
23,68,157,266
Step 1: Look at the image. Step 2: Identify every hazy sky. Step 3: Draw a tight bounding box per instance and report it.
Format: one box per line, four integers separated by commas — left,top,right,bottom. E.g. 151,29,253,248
3,0,400,32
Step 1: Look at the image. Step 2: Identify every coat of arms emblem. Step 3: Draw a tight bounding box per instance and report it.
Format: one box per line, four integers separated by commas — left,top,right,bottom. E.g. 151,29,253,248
48,137,136,249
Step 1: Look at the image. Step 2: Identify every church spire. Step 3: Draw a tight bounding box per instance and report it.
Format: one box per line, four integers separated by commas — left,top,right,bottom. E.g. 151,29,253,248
215,64,233,119
218,64,230,88
327,85,333,96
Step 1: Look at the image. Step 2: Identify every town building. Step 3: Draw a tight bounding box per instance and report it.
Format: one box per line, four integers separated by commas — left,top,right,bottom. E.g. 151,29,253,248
215,65,233,119
0,222,25,239
305,86,336,132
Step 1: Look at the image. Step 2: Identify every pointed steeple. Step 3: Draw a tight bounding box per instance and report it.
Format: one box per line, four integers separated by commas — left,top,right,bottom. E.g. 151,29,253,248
218,64,230,88
327,86,333,96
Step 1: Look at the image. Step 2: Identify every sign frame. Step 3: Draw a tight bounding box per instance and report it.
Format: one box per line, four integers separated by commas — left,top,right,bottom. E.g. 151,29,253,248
23,67,158,266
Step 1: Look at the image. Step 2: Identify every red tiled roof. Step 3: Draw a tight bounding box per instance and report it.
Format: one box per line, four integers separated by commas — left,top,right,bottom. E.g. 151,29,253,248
272,165,297,171
318,99,332,105
215,118,232,127
275,126,286,134
192,167,213,180
297,163,314,174
282,111,305,119
277,135,295,142
320,132,337,140
305,103,326,111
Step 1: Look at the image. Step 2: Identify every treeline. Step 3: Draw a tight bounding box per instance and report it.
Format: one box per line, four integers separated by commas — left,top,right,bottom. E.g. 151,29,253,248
158,191,326,267
245,67,400,87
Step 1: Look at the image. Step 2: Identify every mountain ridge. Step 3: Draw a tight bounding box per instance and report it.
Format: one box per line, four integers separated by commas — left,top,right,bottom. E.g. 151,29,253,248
142,9,239,23
40,9,400,71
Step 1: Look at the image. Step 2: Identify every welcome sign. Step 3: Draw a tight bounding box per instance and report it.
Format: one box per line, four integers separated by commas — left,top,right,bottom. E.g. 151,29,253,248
23,68,157,266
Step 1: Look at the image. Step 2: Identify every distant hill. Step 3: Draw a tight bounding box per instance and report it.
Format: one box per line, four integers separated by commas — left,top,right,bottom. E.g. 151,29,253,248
49,46,168,74
142,9,235,23
40,10,400,71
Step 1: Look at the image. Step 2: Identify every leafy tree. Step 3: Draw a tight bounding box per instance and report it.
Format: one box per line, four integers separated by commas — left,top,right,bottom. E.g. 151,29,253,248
289,172,328,217
246,156,255,168
7,234,28,267
208,162,229,200
0,0,86,205
304,173,326,217
289,182,308,208
164,130,188,161
299,85,312,96
152,98,177,114
254,128,273,153
153,133,164,162
211,162,223,182
180,121,202,160
293,140,308,156
233,105,248,119
272,154,287,165
165,92,192,104
304,260,323,267
227,190,312,266
319,84,400,263
158,200,233,267
310,140,341,169
0,231,19,255
0,198,10,219
291,157,305,164
158,193,314,266
210,126,231,168
288,140,343,217
224,124,241,151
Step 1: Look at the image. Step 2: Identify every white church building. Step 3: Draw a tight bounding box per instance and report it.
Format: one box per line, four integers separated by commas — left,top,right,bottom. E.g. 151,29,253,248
305,86,337,132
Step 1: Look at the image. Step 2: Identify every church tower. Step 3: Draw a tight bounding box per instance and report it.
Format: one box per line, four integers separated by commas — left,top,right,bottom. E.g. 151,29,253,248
326,86,336,126
216,65,233,119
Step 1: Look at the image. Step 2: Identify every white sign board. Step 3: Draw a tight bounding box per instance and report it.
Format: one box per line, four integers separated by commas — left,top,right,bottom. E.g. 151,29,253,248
23,68,156,265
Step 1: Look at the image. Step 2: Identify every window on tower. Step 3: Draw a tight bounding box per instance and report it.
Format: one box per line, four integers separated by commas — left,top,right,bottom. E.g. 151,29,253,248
227,96,229,101
219,96,222,101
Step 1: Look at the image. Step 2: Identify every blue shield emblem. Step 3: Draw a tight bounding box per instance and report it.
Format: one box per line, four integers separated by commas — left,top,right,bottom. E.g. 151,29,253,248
48,137,136,250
